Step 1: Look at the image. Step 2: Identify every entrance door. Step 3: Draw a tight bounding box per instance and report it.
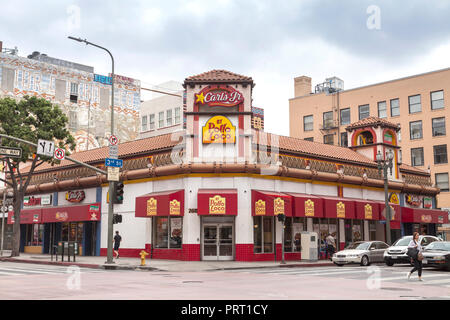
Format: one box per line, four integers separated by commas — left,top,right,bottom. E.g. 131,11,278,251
202,223,234,261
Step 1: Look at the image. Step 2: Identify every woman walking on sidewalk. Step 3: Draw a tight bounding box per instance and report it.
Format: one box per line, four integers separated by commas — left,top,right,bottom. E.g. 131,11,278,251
407,232,424,281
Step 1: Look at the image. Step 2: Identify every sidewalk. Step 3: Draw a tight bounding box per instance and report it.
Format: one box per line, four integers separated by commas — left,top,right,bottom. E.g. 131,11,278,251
0,251,334,272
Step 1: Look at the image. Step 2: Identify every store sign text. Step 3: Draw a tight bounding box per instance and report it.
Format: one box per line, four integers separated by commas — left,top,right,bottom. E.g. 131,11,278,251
421,215,432,223
170,199,181,215
364,204,373,220
202,116,236,144
195,86,244,107
66,190,86,203
305,199,314,217
337,202,345,218
147,198,157,216
406,194,422,208
255,200,266,215
209,195,226,215
274,197,285,216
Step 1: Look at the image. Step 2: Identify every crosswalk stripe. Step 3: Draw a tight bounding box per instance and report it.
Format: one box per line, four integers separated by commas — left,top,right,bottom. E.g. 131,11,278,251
380,273,447,282
0,271,22,276
0,268,59,274
417,278,450,285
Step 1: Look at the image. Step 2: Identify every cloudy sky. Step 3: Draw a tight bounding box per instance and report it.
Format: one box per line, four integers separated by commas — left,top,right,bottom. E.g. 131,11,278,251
1,0,449,136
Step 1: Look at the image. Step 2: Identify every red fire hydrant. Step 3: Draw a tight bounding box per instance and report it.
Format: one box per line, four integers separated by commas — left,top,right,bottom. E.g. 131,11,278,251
139,250,149,266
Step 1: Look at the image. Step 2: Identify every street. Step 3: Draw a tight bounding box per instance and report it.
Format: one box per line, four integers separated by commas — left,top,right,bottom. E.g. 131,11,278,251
0,261,449,300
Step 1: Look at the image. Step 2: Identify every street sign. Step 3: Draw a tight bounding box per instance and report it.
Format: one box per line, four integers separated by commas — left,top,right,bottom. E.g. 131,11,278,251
0,146,22,158
109,145,118,159
105,158,123,168
37,139,55,157
54,148,65,160
1,206,7,213
107,167,120,181
108,135,119,146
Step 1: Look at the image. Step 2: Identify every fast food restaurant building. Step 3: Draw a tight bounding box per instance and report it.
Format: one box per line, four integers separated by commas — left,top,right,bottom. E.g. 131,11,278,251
8,70,448,260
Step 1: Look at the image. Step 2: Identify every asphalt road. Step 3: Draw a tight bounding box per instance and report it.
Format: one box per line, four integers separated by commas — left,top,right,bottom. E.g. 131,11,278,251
0,261,449,300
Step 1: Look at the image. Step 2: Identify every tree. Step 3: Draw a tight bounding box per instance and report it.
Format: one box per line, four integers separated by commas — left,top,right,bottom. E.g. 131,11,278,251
0,96,75,257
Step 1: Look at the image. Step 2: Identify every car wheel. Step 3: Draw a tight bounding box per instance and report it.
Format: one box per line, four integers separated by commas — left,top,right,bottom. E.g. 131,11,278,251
385,261,394,266
334,262,344,267
361,255,370,266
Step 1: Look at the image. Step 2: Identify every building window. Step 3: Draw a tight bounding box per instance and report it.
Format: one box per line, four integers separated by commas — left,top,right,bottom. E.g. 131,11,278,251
435,173,449,192
166,109,173,126
431,90,444,110
340,108,350,125
253,216,274,253
25,224,44,246
284,217,305,252
340,132,348,147
390,98,400,117
141,115,147,132
303,115,313,131
433,145,448,164
323,111,334,128
378,101,387,118
432,117,446,137
158,111,164,128
411,148,424,166
408,94,421,114
175,107,181,124
149,114,155,130
70,82,78,103
304,137,314,142
409,121,423,140
153,216,182,249
358,104,370,120
323,134,334,145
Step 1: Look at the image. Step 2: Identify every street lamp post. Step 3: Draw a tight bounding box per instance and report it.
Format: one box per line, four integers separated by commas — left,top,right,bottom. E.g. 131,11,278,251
68,36,115,264
376,150,394,245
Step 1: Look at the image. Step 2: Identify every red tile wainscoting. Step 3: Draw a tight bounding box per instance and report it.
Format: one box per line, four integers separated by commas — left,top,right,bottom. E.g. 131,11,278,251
236,244,302,261
142,244,201,261
100,248,143,258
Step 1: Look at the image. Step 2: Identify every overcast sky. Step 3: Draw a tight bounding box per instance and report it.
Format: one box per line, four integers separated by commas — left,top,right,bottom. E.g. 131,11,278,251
1,0,449,136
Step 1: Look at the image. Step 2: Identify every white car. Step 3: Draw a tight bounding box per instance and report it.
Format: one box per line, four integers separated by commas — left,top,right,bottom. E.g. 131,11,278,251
383,235,441,266
332,241,389,266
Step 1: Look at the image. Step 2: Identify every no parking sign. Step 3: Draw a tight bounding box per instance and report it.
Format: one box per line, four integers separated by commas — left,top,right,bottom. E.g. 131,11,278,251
54,148,65,160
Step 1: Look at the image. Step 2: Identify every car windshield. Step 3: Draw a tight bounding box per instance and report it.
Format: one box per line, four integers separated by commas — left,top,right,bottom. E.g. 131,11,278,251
424,242,450,251
392,237,412,246
346,242,370,250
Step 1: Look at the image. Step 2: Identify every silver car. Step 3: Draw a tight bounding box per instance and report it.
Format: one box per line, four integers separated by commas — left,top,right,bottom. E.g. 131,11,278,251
332,241,389,266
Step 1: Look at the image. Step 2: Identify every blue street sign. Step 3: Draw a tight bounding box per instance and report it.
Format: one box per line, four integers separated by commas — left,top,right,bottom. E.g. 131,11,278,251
105,158,123,168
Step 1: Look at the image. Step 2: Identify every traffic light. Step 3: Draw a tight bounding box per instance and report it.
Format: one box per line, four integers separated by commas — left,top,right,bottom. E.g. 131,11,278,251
113,182,124,204
113,214,122,224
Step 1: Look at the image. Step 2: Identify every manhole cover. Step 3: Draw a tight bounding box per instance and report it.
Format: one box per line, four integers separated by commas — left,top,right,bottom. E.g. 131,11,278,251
381,287,413,291
182,281,203,283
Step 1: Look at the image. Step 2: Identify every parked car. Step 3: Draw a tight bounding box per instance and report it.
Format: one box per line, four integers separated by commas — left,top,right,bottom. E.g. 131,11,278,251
384,235,441,266
422,241,450,271
332,241,389,266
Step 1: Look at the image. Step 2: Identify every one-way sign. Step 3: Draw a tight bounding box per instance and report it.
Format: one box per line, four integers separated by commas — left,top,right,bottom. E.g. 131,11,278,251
0,146,22,158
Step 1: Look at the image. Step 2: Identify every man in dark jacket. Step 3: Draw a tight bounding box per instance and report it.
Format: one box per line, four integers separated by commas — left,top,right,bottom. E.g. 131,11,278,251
113,231,122,259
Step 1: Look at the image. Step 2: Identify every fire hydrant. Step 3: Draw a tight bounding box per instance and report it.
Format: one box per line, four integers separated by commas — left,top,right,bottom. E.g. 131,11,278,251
139,250,149,266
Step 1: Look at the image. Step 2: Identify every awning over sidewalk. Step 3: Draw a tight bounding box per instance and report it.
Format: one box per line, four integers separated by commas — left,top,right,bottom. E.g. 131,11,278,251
251,190,292,217
322,196,356,219
287,193,324,218
197,189,238,215
401,207,449,224
135,190,184,217
7,208,42,224
353,199,380,220
41,203,101,223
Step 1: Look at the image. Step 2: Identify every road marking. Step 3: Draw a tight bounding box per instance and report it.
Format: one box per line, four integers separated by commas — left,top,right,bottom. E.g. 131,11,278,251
0,271,22,276
419,278,450,285
380,273,447,282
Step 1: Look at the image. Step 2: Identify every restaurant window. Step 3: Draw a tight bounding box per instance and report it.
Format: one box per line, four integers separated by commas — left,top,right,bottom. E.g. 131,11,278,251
323,134,334,145
141,115,147,132
358,104,370,120
352,220,364,242
377,101,387,118
409,120,423,140
432,117,446,137
284,217,305,253
253,216,273,253
323,111,334,129
411,147,424,166
315,218,338,245
435,173,449,192
175,107,181,124
408,94,421,114
434,145,448,164
25,224,44,246
340,108,350,125
340,132,348,147
149,114,155,130
303,115,313,131
153,217,183,249
369,221,377,241
431,90,444,110
390,98,400,117
70,82,78,103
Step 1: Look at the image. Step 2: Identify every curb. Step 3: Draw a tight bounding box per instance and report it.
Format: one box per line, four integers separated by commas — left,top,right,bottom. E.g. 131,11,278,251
213,262,334,271
0,257,101,269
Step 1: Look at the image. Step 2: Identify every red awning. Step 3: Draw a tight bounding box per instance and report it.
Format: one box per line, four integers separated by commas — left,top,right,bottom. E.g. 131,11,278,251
251,190,292,217
7,208,42,224
41,203,101,223
353,199,380,220
135,190,184,217
287,193,324,218
197,189,238,215
401,207,449,224
322,196,356,219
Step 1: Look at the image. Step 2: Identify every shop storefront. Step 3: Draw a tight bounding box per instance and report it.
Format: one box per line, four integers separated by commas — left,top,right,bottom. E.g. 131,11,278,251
8,208,43,253
354,199,380,241
401,207,449,236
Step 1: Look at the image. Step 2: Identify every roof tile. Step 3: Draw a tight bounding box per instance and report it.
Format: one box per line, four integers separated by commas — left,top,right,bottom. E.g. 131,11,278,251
185,69,253,83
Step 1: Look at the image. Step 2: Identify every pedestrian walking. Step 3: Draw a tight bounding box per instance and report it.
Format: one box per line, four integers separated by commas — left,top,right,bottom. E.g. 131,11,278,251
407,232,424,281
113,231,122,259
326,233,336,260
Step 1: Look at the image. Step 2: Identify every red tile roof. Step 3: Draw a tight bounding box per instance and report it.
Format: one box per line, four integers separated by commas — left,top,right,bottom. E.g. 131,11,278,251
346,116,400,131
185,70,253,84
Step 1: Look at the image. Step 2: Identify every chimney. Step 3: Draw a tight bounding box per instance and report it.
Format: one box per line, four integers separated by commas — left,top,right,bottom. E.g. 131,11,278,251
294,76,312,97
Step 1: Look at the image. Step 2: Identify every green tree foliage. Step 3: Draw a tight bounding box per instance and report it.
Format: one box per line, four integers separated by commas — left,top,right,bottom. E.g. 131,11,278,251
0,96,75,256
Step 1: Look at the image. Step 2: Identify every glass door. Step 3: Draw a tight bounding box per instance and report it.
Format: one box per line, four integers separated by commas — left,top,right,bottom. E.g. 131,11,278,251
202,223,234,261
218,224,233,260
203,225,218,260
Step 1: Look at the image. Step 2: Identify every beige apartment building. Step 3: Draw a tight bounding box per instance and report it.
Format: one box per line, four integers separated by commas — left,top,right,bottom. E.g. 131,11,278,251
289,68,450,210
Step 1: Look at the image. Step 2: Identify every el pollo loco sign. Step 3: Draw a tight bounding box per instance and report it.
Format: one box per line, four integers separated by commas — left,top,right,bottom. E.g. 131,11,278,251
195,85,244,107
202,116,236,144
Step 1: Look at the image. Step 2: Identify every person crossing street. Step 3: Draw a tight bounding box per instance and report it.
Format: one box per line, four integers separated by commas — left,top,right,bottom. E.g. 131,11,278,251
407,232,424,281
